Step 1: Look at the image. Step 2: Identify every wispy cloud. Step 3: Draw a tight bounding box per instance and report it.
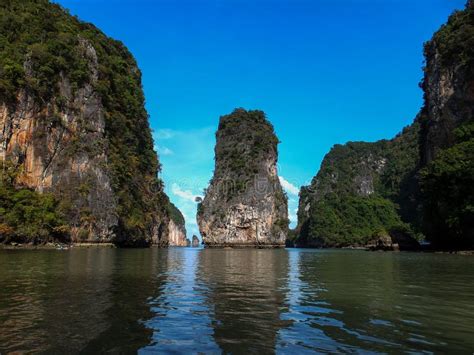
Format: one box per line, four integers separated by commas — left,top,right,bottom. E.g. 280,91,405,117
171,183,202,202
289,208,298,224
158,146,174,156
279,176,299,196
155,129,175,140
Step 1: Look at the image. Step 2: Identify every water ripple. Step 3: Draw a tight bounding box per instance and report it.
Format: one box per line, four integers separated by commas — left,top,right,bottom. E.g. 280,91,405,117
1,248,474,353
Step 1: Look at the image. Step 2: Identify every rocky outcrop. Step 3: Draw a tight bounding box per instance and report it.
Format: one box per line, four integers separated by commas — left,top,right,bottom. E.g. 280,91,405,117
192,235,200,248
197,109,288,248
367,230,421,252
165,219,186,247
0,0,174,246
159,200,187,247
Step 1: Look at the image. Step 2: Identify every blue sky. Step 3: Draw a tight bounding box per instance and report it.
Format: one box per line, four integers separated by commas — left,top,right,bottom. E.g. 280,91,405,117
56,0,465,238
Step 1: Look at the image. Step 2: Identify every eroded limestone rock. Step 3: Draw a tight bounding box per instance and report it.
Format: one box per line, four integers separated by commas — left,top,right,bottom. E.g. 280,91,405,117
197,109,288,248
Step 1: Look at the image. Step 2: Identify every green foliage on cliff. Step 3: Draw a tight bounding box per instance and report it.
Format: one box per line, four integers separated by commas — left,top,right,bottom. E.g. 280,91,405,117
0,166,68,244
0,0,166,243
420,121,474,249
297,122,420,247
215,108,280,200
217,109,279,172
166,201,185,227
427,3,474,68
0,1,91,102
378,123,422,226
301,195,407,247
417,3,474,249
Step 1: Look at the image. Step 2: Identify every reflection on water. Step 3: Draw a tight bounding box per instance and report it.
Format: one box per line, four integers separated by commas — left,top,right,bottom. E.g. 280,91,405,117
142,248,219,353
197,249,291,354
1,248,474,353
0,249,162,353
81,249,161,353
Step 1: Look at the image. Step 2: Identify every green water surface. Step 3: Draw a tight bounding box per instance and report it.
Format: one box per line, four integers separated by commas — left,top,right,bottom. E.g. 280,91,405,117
0,248,473,353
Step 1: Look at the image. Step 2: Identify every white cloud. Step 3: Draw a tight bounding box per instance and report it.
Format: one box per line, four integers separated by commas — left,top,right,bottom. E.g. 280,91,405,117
289,207,299,224
171,183,201,202
158,146,174,156
289,213,298,223
279,176,299,196
155,129,175,140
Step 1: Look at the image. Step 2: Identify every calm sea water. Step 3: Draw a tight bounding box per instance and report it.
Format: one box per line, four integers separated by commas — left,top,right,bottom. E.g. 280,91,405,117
0,248,473,353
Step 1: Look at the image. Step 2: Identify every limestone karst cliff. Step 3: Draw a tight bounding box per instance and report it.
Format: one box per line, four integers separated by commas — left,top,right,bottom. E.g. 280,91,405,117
166,219,187,247
295,0,474,249
166,203,188,247
0,0,183,246
197,109,288,247
295,123,420,248
418,0,474,247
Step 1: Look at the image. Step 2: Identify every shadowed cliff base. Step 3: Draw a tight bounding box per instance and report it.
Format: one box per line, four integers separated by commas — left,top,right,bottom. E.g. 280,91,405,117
204,243,286,249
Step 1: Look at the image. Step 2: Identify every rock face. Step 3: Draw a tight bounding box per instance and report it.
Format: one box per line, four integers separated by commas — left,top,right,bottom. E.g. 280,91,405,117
192,235,200,247
295,1,474,249
0,0,176,246
167,219,187,247
420,0,474,165
1,41,118,243
166,203,187,247
197,109,288,248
